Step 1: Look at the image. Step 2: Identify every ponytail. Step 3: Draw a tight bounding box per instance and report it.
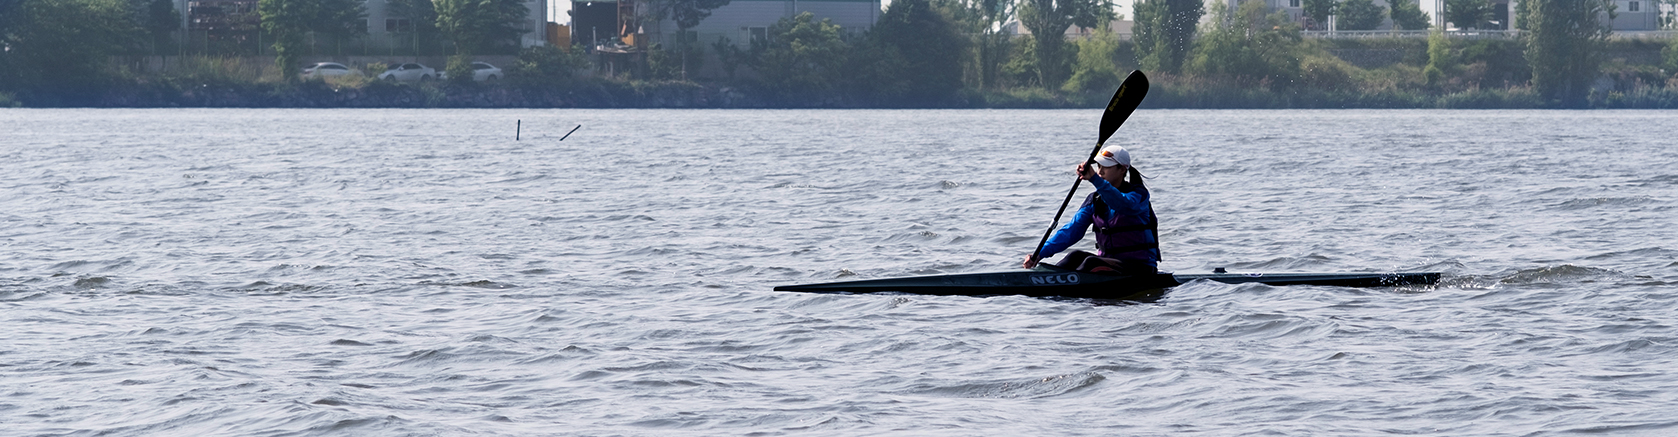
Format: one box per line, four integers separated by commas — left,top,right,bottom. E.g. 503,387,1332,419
1123,166,1148,192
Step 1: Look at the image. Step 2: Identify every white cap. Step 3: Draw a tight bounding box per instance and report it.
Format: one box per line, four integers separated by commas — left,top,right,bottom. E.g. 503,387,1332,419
1092,145,1131,168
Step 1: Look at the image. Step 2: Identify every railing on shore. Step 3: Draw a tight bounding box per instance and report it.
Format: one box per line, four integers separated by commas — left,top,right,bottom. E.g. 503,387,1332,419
1304,30,1517,39
1062,29,1672,41
1302,29,1678,40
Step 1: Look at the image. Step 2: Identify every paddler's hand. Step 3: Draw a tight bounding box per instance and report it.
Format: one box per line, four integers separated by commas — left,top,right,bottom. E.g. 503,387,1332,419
1075,162,1097,181
1022,254,1040,269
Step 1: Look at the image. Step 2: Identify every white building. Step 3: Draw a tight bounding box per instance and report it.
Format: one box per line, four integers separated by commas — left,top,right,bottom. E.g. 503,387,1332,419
178,0,550,55
1205,0,1665,32
1415,0,1663,31
569,0,880,50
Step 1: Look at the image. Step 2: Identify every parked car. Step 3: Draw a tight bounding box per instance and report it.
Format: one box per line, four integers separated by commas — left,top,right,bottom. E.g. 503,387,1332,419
468,62,503,82
378,63,436,82
301,62,361,80
440,62,504,82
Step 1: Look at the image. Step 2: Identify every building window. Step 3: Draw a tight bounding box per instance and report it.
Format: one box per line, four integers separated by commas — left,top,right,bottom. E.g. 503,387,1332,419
748,27,768,46
1628,1,1639,12
386,18,412,33
1289,0,1300,7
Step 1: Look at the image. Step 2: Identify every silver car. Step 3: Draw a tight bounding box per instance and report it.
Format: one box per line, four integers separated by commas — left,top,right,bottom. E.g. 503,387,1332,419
301,62,361,80
468,62,503,82
378,63,436,82
440,62,505,82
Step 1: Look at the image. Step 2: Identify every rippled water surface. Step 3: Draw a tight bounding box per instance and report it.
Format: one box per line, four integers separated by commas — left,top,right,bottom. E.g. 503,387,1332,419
3,108,1677,436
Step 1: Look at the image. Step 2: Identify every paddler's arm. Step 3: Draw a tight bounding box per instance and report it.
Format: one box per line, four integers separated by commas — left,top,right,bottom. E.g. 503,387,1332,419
1024,202,1094,268
1086,171,1149,215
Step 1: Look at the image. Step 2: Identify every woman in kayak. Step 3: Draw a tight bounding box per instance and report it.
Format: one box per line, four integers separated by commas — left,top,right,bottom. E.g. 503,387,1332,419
1023,144,1160,275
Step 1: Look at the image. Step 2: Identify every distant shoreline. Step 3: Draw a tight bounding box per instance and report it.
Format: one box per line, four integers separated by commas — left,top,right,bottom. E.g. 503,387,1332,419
11,78,1677,110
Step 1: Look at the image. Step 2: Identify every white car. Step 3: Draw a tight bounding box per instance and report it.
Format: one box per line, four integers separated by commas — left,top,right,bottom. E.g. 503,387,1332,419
378,63,436,82
440,62,504,82
467,62,503,82
301,62,361,80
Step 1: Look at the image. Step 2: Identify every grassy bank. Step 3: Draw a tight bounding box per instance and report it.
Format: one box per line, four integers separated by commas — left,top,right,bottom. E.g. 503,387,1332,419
17,76,1678,109
7,36,1678,109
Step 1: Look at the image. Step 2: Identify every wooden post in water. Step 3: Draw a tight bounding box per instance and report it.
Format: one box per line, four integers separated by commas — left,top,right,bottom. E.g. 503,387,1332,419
560,124,581,141
517,120,521,141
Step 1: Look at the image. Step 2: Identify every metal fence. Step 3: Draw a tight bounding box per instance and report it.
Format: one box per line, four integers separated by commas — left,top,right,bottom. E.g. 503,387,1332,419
1303,30,1518,40
1302,29,1678,40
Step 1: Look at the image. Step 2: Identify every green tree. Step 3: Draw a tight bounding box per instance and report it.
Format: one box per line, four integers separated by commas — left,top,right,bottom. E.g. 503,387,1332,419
0,0,17,89
385,0,440,54
1664,36,1678,72
712,37,747,79
1659,0,1678,29
1424,28,1453,85
1337,0,1387,31
433,0,529,55
648,0,732,31
851,0,967,105
1302,0,1335,29
1389,0,1431,30
747,12,849,98
645,0,731,78
1132,0,1202,74
314,0,367,55
1186,0,1302,86
444,54,473,84
144,0,180,55
933,0,1015,89
508,44,593,85
1511,0,1529,29
1444,0,1493,29
1063,23,1122,93
258,0,316,82
1524,0,1613,107
1018,0,1113,87
2,0,140,95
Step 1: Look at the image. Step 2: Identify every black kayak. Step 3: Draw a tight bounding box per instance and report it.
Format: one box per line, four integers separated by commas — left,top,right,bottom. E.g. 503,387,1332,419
774,265,1441,300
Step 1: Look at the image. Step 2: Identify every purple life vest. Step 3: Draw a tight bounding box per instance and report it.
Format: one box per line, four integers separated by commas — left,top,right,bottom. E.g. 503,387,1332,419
1083,188,1160,265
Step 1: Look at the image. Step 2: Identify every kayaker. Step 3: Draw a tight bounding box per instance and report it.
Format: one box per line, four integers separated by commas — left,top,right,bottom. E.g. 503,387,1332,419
1023,144,1160,274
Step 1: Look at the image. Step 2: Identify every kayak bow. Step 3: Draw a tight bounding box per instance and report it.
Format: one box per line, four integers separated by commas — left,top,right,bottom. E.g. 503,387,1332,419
774,265,1440,300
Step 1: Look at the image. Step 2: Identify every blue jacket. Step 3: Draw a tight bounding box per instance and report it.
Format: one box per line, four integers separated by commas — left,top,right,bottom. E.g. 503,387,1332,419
1039,175,1160,268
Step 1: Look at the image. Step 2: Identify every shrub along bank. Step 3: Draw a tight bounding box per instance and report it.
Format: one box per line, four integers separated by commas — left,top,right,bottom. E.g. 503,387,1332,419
13,34,1678,109
5,0,1678,109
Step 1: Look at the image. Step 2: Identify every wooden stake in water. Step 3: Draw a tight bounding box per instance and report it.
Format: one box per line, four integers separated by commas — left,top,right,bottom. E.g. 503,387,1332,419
560,124,581,141
516,120,521,141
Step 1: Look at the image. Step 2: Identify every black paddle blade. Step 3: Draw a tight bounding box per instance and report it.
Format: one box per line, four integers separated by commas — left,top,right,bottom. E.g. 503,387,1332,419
1095,70,1150,149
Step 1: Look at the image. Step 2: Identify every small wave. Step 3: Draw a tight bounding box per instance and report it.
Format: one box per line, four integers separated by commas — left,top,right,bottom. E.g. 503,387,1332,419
233,282,327,294
1585,247,1678,261
1224,254,1337,271
1629,174,1678,187
1500,265,1620,284
1584,338,1665,355
1209,313,1333,341
900,372,1106,399
0,289,49,302
1551,196,1656,210
417,280,518,289
73,276,111,289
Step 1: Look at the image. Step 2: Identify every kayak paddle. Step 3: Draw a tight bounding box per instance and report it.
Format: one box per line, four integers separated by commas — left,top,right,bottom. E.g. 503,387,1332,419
1028,70,1150,266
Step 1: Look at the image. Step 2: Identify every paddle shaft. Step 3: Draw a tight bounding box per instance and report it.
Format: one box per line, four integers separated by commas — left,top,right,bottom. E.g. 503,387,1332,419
1030,155,1100,262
